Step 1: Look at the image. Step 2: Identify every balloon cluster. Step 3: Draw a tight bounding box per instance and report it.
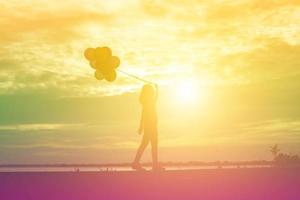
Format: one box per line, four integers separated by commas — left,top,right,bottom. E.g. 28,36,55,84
84,46,120,82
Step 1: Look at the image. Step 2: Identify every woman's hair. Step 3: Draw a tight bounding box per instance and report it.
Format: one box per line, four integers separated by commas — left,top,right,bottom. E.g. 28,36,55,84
139,84,155,105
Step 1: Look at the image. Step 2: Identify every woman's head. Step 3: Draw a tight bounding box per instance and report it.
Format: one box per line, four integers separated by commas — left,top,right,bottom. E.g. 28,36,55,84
139,84,155,105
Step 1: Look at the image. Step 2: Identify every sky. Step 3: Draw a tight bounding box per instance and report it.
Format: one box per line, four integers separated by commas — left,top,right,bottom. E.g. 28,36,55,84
0,0,300,164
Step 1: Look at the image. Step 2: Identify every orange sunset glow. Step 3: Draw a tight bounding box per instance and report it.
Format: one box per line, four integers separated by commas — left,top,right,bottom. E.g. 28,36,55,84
1,0,300,165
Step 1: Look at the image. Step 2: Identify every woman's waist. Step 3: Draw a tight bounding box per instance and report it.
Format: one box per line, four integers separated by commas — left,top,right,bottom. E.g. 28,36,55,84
144,118,157,126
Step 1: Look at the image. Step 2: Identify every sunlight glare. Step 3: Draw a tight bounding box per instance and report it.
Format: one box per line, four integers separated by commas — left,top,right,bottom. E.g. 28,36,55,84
175,80,199,105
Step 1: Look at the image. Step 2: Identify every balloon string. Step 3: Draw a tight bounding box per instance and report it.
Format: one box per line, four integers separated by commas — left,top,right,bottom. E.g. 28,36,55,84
117,69,154,84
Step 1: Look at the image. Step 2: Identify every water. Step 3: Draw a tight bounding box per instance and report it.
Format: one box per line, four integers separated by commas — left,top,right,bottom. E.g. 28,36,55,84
0,165,272,172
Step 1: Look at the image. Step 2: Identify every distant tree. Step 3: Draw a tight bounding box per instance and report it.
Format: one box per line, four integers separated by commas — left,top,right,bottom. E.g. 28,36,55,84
270,144,280,159
274,153,300,165
269,144,300,166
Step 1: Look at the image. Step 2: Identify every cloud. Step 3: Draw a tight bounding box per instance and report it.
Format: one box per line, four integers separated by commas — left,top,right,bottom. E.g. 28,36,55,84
141,0,169,17
0,123,83,131
0,1,115,44
205,0,300,21
218,37,300,82
174,0,300,46
0,121,137,153
1,0,300,97
237,119,300,144
0,91,140,125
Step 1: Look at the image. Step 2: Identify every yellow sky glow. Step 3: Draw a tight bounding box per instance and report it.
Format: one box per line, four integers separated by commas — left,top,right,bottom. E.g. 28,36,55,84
1,0,300,163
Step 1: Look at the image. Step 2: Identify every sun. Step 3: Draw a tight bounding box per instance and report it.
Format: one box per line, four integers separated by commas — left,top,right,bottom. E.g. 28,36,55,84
175,80,199,105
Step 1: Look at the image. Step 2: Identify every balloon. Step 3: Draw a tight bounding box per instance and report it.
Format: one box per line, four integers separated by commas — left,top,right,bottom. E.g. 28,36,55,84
110,56,120,68
94,60,104,71
84,48,96,61
99,58,111,70
89,60,97,69
95,47,112,63
100,65,111,75
102,46,112,57
85,46,120,82
94,70,104,80
104,70,117,82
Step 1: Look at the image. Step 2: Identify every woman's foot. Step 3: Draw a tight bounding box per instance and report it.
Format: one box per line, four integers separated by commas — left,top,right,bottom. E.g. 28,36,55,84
132,162,146,171
152,164,165,171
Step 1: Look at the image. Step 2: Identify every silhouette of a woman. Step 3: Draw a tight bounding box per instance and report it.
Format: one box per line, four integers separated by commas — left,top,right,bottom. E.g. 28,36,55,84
132,84,163,171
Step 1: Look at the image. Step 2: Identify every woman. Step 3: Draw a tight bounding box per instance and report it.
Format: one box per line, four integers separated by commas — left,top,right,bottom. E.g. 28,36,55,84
132,84,163,171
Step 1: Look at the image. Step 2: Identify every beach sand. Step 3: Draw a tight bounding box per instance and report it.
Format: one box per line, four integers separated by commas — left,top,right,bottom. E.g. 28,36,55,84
0,167,299,200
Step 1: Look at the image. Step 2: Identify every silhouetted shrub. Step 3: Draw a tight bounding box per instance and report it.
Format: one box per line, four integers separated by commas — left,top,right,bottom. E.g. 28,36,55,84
274,153,300,165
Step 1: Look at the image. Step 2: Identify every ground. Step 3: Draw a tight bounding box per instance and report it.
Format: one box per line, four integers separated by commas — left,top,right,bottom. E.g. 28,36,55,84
0,167,299,200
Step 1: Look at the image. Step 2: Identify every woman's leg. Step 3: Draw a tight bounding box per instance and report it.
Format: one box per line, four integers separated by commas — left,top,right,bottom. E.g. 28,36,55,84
133,135,149,164
150,131,158,167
